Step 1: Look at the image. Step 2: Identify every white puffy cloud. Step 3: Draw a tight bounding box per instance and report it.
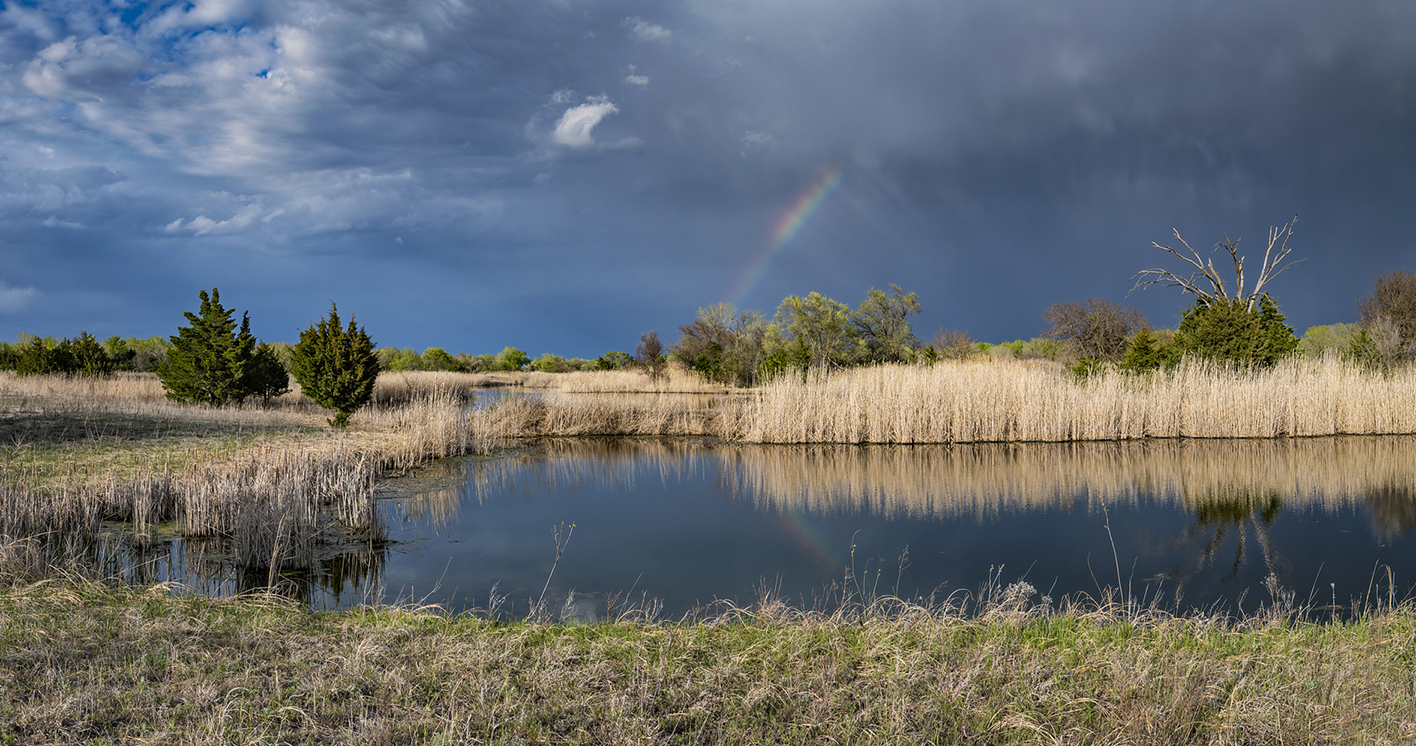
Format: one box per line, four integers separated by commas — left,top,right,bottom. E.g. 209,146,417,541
625,74,649,86
0,280,38,311
624,17,671,43
552,99,619,148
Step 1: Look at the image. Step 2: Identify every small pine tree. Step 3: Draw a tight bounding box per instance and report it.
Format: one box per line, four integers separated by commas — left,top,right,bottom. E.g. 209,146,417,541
159,289,258,405
245,343,291,401
1120,327,1165,372
71,331,115,376
1172,295,1298,368
291,304,379,428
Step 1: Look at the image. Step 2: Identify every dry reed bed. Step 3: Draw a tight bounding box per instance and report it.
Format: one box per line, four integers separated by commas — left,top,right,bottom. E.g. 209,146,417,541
522,366,730,393
3,579,1415,744
454,437,1416,526
725,356,1416,442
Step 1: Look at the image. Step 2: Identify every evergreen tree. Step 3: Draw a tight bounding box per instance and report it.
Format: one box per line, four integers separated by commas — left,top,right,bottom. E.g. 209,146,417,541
71,331,115,376
1172,295,1298,368
245,343,291,400
291,304,379,428
159,288,257,405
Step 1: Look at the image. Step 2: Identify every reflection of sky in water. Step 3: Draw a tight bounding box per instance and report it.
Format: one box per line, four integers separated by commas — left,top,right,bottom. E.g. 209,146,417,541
368,437,1416,618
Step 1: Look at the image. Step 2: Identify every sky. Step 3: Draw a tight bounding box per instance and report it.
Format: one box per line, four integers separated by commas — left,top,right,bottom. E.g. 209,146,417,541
1,0,1413,357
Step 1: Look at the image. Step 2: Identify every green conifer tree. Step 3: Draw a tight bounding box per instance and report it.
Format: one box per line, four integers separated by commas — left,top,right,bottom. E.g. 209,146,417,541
291,304,379,428
159,288,257,405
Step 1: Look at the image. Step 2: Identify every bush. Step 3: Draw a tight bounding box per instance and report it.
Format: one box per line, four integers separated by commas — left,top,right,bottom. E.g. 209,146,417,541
246,343,291,400
1172,296,1298,368
596,351,634,370
530,353,571,373
291,304,379,428
494,347,530,372
1120,327,1173,372
71,332,114,376
159,289,259,406
421,347,466,372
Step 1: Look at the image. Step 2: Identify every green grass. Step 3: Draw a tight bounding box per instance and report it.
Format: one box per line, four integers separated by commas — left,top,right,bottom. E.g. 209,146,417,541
2,580,1415,744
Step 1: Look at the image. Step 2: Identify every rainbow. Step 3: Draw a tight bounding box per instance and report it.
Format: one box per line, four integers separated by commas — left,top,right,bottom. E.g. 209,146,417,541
727,166,846,307
774,509,844,570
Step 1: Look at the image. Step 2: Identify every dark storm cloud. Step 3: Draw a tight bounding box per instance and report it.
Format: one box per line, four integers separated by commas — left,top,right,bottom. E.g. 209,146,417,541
0,0,1412,352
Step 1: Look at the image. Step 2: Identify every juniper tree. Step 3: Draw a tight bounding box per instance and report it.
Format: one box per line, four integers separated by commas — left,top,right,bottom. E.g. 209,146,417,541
159,289,257,405
291,304,379,428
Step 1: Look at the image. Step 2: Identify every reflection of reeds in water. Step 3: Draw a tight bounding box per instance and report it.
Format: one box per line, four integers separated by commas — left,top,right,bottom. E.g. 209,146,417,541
727,437,1416,521
455,437,1416,528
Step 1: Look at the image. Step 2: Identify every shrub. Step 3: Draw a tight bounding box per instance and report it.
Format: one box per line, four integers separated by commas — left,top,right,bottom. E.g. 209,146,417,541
291,304,379,428
159,289,258,406
1120,327,1172,372
246,343,291,400
1171,296,1298,368
421,347,466,372
596,351,634,370
70,332,114,376
636,331,666,380
494,347,530,371
530,353,571,373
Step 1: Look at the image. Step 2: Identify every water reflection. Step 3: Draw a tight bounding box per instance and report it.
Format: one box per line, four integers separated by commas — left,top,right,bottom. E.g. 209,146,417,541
370,435,1416,617
72,435,1416,616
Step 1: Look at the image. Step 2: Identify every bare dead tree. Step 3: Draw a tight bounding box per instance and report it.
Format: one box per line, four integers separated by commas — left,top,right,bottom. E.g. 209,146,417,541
1132,216,1301,312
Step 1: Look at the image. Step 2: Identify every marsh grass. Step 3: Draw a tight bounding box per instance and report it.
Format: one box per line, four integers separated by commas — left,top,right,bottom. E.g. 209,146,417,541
0,373,502,576
480,357,1416,443
523,364,730,393
3,577,1416,745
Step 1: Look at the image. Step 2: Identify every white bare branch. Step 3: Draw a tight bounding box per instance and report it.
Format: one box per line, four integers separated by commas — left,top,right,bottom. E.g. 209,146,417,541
1131,216,1301,311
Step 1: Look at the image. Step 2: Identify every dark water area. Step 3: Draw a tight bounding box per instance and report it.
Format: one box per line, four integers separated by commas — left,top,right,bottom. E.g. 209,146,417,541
84,436,1416,620
358,436,1416,620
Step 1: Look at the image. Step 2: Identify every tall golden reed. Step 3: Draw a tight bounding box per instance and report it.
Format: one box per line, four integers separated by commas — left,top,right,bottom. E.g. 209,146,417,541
723,357,1416,443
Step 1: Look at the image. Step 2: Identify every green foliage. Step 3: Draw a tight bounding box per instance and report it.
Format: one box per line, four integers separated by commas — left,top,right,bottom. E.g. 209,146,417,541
1068,358,1105,381
0,341,16,371
1120,328,1171,373
494,347,530,371
420,347,466,372
852,284,921,364
245,343,291,400
776,292,856,369
597,351,634,370
159,289,259,406
1343,327,1388,371
759,336,811,381
670,304,769,385
530,353,571,373
1299,323,1360,358
1172,296,1298,368
291,304,379,428
71,332,114,376
103,336,136,370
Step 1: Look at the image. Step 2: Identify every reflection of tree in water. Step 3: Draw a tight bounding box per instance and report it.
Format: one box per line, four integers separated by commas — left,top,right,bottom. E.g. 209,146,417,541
1166,486,1291,594
62,532,387,610
1365,484,1416,542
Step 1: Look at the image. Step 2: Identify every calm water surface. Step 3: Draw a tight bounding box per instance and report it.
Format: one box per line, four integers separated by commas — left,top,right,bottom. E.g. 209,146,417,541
354,436,1416,619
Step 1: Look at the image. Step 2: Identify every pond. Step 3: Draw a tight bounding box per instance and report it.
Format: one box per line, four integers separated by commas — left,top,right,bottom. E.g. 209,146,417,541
355,435,1416,619
93,435,1416,619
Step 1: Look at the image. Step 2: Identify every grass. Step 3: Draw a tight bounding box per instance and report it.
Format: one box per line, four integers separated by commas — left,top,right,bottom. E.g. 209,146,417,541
1,578,1415,744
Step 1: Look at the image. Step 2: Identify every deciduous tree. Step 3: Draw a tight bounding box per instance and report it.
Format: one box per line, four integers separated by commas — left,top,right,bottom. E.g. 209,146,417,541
1042,299,1148,363
853,285,921,364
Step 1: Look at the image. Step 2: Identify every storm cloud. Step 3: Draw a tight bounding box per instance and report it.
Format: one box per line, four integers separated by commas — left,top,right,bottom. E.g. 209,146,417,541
1,0,1412,354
